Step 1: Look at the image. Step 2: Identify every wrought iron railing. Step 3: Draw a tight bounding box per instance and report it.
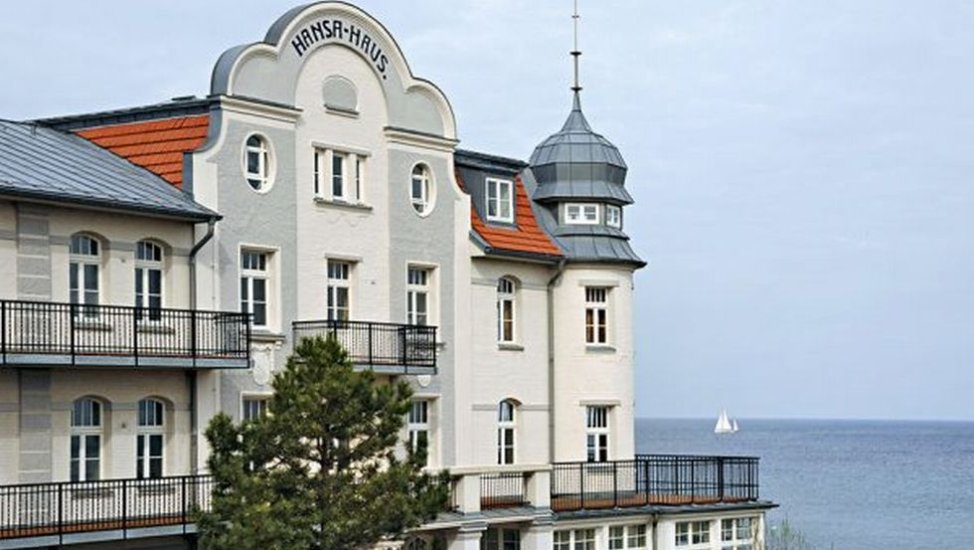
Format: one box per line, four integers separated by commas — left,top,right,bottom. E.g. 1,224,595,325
0,299,250,368
550,454,760,511
0,475,214,544
292,320,437,372
480,472,529,509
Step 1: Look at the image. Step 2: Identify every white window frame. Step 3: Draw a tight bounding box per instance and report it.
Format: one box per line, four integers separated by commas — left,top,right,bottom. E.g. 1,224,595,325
585,287,610,345
70,398,102,482
406,266,432,326
136,398,164,479
244,134,272,192
675,521,712,548
326,260,352,321
720,517,756,550
410,164,433,215
482,527,520,550
565,203,600,225
553,529,596,550
606,204,622,228
240,249,270,329
69,234,100,317
485,177,514,223
241,394,271,422
407,400,430,465
135,240,164,321
586,405,610,463
497,277,517,344
497,400,516,465
610,525,647,550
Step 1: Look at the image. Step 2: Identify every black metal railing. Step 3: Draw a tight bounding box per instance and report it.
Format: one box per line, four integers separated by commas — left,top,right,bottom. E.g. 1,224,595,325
0,475,214,543
480,472,529,509
550,454,759,511
292,320,437,372
0,300,250,368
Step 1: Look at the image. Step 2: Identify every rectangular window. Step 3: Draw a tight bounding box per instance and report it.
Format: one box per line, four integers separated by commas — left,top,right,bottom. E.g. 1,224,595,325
314,148,364,202
586,406,610,462
326,260,352,321
136,434,163,479
585,287,609,344
486,178,514,223
720,517,755,550
407,267,431,326
610,525,647,550
70,434,100,482
676,521,711,548
565,203,600,225
242,396,270,422
553,531,572,550
332,151,346,198
240,250,270,328
606,205,622,228
408,400,430,466
482,528,519,550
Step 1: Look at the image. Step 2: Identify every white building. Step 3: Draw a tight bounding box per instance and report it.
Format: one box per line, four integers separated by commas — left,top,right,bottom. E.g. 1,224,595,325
0,3,774,549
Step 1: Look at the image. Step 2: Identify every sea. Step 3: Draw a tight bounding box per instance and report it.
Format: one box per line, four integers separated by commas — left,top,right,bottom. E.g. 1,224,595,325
636,418,974,550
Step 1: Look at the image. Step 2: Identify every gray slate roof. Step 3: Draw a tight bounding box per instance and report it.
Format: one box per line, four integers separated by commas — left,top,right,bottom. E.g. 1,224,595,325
0,120,217,221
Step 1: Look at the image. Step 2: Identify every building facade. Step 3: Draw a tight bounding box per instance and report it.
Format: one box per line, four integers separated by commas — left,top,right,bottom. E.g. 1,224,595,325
0,3,774,549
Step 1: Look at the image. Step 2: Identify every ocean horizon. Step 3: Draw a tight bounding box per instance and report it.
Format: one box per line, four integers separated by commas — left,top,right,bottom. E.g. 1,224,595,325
636,417,974,549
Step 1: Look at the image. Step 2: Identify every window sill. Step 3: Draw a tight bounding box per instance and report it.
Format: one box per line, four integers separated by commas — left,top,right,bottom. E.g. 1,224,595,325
250,330,286,344
497,342,524,352
314,197,373,211
324,105,359,118
585,344,616,354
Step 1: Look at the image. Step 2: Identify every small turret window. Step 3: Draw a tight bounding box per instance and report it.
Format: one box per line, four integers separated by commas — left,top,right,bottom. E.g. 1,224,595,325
565,203,599,225
606,205,622,228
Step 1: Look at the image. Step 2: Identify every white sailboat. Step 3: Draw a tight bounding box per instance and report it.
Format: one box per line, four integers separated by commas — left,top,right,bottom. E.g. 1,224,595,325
714,409,739,434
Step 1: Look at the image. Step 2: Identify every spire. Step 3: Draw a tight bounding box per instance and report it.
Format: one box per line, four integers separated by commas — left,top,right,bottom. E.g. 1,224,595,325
571,0,582,95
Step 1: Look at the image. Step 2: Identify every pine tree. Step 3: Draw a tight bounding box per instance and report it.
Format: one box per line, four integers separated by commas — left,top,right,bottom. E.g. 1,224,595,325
196,336,451,550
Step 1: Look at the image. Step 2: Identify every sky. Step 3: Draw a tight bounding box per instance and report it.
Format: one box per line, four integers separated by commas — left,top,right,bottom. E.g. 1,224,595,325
2,1,972,421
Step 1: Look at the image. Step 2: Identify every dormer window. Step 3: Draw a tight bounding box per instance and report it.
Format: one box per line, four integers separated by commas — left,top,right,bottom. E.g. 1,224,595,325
486,178,514,223
606,205,622,228
565,203,599,225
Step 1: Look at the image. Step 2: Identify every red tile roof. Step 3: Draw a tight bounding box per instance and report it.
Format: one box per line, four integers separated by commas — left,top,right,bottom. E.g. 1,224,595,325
459,173,562,258
76,115,210,188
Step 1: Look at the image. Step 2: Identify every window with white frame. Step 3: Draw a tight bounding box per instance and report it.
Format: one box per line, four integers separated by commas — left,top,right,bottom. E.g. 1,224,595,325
481,528,520,550
406,267,431,326
242,396,270,422
552,529,596,550
240,250,270,328
609,525,647,550
135,240,164,321
70,398,102,481
326,260,351,321
565,203,599,224
586,405,610,462
497,277,517,343
408,400,430,465
676,521,711,548
606,204,622,228
410,165,433,215
721,517,756,550
244,135,272,192
314,148,364,202
137,398,164,479
69,234,100,317
486,178,514,223
585,287,609,344
497,400,516,465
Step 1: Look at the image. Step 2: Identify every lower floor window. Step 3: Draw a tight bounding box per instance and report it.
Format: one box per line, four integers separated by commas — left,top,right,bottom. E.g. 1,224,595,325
721,517,756,550
136,433,163,478
676,521,711,548
553,529,596,550
70,434,100,482
609,525,647,549
482,528,520,550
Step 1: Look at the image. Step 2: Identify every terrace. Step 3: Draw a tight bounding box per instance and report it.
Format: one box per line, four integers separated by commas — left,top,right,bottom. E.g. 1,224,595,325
292,319,438,375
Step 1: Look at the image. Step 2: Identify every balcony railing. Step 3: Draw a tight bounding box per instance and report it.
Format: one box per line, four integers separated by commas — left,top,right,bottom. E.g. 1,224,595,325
292,319,437,374
550,454,760,512
0,476,214,546
0,300,251,369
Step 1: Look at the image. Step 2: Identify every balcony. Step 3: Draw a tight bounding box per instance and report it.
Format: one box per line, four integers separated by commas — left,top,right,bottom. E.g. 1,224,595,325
0,300,251,369
292,320,437,375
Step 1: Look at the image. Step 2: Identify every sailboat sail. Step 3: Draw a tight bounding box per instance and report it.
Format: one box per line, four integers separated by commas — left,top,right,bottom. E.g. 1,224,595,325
714,410,733,433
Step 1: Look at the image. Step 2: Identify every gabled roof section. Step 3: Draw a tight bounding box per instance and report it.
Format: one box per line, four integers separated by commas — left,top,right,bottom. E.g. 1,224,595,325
0,120,217,221
75,115,210,188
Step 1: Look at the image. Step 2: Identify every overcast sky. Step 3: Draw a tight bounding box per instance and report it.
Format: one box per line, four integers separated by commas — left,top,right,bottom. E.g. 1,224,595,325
2,1,972,420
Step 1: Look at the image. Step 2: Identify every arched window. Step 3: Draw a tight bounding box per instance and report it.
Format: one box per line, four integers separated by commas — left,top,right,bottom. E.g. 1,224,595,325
137,398,165,479
497,400,516,465
244,135,272,192
135,241,164,320
497,277,517,344
410,165,432,215
69,234,100,316
70,398,102,481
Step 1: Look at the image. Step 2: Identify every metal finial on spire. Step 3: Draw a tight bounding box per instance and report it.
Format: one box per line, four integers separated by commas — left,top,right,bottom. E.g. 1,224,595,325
571,0,582,94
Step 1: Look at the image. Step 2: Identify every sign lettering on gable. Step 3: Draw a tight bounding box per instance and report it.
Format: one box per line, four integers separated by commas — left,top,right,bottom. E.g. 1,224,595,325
290,18,390,80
